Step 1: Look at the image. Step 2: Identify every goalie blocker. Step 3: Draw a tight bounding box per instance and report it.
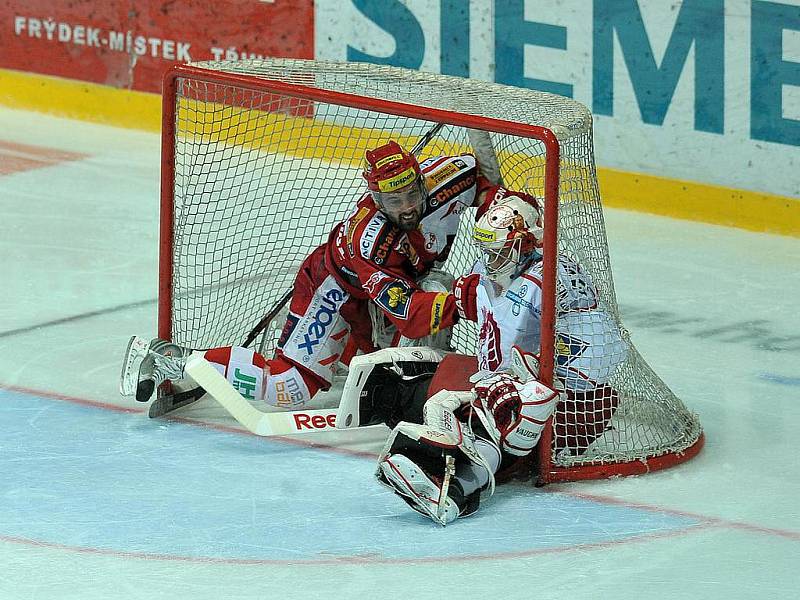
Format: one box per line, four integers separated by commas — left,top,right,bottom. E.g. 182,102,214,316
336,345,559,525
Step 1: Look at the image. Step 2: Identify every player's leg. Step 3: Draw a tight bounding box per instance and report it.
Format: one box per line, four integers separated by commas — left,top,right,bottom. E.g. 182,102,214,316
376,389,503,526
554,310,627,454
119,336,193,402
174,270,353,409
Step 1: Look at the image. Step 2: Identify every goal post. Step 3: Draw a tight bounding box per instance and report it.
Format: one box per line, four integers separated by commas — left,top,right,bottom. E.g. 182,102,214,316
159,58,703,484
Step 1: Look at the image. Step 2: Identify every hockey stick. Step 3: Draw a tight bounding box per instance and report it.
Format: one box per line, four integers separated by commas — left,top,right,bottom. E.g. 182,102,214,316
148,385,206,418
411,122,445,156
239,121,447,352
242,287,293,351
436,454,456,525
183,355,341,436
467,128,503,186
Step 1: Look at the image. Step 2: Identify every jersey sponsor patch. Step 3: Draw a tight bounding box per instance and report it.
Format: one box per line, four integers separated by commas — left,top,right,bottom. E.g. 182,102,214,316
271,375,308,409
555,333,589,365
424,162,459,187
375,280,413,319
429,292,448,334
360,213,386,259
429,170,477,208
505,287,536,317
346,206,371,255
289,283,349,360
231,368,258,400
372,225,398,265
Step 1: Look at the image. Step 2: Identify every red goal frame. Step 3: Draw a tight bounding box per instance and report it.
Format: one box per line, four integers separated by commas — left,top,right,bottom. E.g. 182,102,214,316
159,64,703,484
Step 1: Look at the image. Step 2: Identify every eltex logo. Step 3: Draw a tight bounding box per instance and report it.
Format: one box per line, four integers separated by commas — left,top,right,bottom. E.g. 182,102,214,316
297,288,346,356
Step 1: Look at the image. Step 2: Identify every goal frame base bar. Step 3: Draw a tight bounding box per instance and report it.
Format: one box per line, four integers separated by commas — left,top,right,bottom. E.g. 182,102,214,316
538,433,705,484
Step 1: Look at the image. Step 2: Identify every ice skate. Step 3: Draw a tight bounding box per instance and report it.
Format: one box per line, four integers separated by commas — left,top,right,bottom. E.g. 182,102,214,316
377,453,465,526
119,336,192,402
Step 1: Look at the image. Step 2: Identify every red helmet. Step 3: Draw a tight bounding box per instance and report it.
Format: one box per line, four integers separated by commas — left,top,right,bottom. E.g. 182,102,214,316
362,141,426,230
363,141,421,192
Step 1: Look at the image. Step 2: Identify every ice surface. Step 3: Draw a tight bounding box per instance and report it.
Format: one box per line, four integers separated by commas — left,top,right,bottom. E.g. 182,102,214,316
1,107,798,600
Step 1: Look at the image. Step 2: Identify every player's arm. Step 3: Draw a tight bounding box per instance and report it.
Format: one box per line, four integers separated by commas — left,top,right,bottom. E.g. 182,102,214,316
356,258,460,339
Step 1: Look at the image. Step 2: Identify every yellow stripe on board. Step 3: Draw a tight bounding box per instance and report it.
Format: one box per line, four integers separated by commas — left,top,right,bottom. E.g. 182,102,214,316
1,68,797,237
598,169,800,237
0,68,160,132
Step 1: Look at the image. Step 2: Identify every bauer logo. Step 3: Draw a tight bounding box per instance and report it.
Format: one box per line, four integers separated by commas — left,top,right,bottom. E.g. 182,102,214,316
295,287,347,358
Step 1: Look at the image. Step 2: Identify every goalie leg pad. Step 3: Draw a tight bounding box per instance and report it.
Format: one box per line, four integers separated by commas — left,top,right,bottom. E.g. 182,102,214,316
376,421,473,526
336,347,444,429
378,453,465,526
375,407,497,525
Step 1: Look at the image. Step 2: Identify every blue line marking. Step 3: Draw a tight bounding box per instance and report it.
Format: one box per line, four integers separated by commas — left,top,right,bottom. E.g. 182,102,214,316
0,390,701,561
757,372,800,387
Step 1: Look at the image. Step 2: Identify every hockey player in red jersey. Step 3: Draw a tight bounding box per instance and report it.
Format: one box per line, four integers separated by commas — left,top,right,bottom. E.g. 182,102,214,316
120,139,497,410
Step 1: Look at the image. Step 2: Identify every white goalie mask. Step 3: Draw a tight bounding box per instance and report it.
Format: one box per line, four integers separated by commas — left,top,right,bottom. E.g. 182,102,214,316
473,194,543,289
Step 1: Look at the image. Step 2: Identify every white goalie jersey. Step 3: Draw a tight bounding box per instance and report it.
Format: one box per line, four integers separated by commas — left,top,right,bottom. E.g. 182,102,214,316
471,255,628,391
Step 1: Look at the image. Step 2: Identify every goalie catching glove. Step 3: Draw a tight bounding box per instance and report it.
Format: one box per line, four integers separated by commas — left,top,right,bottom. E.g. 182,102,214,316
471,345,560,457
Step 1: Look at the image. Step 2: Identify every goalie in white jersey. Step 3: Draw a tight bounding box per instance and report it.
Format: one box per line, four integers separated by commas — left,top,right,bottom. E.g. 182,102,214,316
452,187,628,462
456,187,628,392
339,188,627,525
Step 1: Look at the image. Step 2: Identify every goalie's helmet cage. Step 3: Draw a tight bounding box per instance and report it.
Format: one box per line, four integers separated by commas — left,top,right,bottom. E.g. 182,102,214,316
159,58,704,484
474,194,543,289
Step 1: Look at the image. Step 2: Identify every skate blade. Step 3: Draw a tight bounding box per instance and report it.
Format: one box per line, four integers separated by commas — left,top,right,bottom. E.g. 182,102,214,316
379,455,456,526
119,336,150,396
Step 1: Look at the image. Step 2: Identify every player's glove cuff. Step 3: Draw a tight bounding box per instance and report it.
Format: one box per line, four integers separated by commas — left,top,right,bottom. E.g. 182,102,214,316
453,274,480,321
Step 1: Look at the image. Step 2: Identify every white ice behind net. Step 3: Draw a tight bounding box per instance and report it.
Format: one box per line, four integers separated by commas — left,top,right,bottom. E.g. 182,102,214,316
166,59,701,474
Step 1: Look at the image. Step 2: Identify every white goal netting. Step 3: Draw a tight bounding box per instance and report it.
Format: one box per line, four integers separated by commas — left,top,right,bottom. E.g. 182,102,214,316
161,59,703,482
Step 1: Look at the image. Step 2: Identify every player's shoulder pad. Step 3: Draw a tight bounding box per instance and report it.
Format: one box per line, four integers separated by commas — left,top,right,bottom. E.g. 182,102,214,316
424,154,479,209
340,195,376,256
354,209,400,266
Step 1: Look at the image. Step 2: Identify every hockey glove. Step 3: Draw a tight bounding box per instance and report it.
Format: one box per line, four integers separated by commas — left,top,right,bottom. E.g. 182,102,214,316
453,274,480,321
472,370,560,457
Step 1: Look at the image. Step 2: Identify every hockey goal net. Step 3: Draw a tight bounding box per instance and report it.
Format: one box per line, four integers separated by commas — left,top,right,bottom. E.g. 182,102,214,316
159,59,703,483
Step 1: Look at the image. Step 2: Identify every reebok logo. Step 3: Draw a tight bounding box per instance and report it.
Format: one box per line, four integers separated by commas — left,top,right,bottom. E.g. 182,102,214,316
293,412,336,430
